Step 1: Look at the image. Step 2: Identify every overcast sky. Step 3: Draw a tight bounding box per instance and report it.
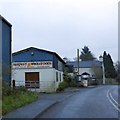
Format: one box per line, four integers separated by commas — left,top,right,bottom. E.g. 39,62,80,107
0,0,119,62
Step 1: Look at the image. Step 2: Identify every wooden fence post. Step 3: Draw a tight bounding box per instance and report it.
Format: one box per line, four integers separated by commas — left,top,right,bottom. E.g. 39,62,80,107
12,80,15,88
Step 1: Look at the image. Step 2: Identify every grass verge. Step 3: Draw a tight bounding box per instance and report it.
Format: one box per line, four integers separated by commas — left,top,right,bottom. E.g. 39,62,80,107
2,88,38,115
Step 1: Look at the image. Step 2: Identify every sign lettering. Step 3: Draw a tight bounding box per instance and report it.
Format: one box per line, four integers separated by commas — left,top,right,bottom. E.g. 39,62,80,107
12,61,52,68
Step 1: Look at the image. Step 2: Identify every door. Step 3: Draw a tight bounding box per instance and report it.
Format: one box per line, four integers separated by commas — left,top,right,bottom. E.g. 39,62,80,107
25,72,39,88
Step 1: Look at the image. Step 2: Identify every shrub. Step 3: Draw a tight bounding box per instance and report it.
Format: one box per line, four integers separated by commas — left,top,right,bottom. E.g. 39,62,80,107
56,81,69,92
63,73,72,83
2,81,12,96
2,91,38,115
69,80,77,87
2,81,38,115
76,82,84,87
2,81,28,97
116,74,120,83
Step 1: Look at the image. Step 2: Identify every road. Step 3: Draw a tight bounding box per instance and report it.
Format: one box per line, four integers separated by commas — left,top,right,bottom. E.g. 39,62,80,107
38,85,120,118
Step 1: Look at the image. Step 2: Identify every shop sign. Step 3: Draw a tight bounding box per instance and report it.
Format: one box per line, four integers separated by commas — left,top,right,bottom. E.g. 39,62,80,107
12,61,52,68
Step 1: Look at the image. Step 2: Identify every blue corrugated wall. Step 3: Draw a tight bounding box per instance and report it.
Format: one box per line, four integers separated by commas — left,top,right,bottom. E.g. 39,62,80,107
12,48,64,71
13,48,53,62
2,19,12,84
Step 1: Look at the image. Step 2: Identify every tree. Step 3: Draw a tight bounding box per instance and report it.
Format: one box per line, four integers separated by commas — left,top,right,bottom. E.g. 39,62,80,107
91,65,103,79
115,61,120,83
103,51,108,77
80,46,96,61
103,51,117,78
107,54,117,78
115,61,120,74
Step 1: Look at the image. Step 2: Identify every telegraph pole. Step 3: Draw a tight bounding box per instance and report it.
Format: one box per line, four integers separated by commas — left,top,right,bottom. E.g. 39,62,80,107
99,55,106,85
77,49,79,75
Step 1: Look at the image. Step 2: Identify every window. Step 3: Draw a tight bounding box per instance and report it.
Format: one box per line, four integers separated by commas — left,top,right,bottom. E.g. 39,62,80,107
56,72,58,82
60,73,61,81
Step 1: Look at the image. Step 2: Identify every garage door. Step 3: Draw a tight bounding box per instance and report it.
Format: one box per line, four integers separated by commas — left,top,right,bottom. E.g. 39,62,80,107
25,72,39,88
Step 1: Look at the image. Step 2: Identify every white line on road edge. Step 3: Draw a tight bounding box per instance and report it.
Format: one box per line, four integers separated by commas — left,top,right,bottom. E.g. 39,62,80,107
107,90,120,112
109,92,120,107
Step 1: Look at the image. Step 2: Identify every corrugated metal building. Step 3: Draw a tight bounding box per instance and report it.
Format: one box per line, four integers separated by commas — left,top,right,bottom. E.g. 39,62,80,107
0,15,12,85
12,47,65,92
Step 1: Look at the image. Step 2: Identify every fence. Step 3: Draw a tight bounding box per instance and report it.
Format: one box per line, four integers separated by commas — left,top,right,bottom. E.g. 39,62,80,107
12,80,57,92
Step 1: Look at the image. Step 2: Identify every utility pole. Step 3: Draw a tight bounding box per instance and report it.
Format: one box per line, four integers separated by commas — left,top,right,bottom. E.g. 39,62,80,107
99,55,105,85
102,62,105,84
77,49,79,75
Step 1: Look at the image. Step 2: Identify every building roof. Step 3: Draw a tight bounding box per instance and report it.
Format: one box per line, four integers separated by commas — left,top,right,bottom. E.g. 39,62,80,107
66,60,102,68
12,47,65,64
0,15,12,27
81,72,90,75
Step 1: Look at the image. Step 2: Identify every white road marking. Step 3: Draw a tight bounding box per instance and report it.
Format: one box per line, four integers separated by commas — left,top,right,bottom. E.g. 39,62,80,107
109,92,120,107
107,90,120,112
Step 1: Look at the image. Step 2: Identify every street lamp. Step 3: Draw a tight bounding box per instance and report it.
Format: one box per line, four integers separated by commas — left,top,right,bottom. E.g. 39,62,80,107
99,55,105,85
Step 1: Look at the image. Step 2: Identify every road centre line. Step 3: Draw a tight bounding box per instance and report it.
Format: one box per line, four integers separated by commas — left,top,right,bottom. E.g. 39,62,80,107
107,90,120,112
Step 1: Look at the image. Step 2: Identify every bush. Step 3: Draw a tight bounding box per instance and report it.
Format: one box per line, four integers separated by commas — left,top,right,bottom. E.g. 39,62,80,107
76,82,84,87
2,91,38,115
56,81,69,92
63,73,72,83
2,82,38,115
2,82,27,96
116,74,120,83
69,80,77,87
2,81,12,96
104,78,118,85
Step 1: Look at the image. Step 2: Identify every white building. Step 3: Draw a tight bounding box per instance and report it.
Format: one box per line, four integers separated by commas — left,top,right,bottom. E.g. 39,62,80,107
12,47,65,92
66,60,102,77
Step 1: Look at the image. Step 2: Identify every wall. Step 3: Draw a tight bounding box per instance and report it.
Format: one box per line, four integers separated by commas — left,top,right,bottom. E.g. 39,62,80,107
54,70,63,90
12,68,63,92
74,67,94,77
13,49,53,62
0,17,2,118
12,47,65,92
53,54,64,71
2,18,12,84
119,2,120,62
0,17,2,80
12,48,65,72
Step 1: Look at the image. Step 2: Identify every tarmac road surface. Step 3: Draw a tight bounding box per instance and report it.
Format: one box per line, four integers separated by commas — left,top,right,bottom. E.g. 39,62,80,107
38,85,120,118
